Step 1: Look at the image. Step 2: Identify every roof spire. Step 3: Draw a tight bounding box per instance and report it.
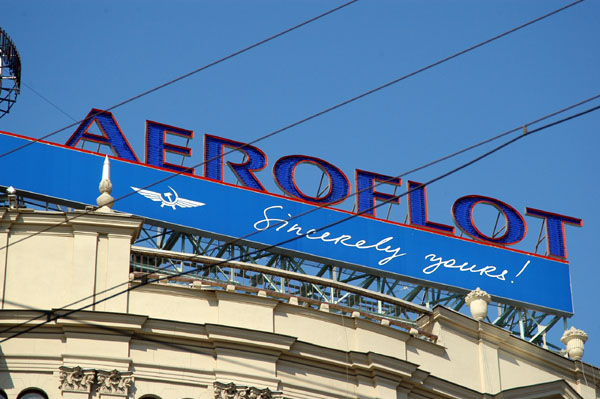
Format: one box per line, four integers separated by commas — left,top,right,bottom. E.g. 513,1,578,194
102,154,110,181
96,155,114,213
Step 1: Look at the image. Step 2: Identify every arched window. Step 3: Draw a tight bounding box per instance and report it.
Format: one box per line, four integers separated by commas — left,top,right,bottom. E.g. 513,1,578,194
0,389,7,399
17,389,48,399
139,395,161,399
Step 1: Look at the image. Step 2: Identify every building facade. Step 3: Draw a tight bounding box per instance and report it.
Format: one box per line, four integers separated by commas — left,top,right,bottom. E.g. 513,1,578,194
0,208,598,399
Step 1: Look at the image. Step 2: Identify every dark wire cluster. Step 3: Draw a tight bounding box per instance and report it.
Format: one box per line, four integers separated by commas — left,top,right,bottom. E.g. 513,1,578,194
0,0,594,346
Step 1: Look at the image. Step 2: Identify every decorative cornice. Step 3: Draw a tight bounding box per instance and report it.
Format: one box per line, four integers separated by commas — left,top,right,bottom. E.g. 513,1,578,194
59,366,96,393
205,323,296,352
96,369,134,396
214,382,281,399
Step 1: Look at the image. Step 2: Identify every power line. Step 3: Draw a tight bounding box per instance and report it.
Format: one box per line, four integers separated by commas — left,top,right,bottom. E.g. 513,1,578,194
22,82,78,122
0,0,584,254
3,93,597,339
1,92,597,255
2,102,598,345
0,0,359,160
2,93,597,339
209,93,600,251
0,0,583,178
0,260,171,335
94,0,584,206
0,1,589,337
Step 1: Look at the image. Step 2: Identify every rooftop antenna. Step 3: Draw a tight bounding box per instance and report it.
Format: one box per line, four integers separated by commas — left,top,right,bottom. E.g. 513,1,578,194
0,27,21,118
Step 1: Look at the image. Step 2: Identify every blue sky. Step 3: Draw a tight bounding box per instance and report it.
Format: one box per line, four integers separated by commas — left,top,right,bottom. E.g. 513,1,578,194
2,1,599,366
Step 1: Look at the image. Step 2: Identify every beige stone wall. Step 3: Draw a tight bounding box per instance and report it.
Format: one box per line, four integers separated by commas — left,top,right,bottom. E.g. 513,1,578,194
0,210,597,399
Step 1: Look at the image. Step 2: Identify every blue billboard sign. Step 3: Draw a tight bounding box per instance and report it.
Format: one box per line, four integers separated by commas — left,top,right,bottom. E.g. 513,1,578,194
0,130,577,314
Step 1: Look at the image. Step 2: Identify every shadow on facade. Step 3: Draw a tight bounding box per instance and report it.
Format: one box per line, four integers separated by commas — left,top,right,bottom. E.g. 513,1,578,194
0,345,15,389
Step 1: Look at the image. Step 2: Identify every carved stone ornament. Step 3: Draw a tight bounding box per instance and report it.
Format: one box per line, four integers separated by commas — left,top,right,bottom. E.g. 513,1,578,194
465,287,492,305
561,326,588,342
97,369,134,396
561,326,588,360
465,287,492,321
59,366,96,393
214,382,281,399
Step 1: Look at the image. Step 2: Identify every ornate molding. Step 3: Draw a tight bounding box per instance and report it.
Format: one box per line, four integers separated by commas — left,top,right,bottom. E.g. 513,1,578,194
59,366,96,393
561,326,588,343
214,382,281,399
465,287,491,305
97,369,134,396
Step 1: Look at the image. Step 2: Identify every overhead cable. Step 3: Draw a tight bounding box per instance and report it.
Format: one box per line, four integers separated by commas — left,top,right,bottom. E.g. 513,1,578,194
0,0,589,337
1,92,597,255
210,93,600,250
2,93,598,338
0,0,359,160
0,1,582,172
1,101,598,344
0,0,584,228
22,82,78,122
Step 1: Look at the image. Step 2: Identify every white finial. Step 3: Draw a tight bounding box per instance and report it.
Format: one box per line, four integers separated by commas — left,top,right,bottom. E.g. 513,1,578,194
96,156,114,213
465,287,492,321
561,327,588,360
102,155,110,181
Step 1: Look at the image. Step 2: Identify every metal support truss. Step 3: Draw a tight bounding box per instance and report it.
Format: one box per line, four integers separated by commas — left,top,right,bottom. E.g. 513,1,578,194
0,27,21,118
133,221,567,348
8,193,569,351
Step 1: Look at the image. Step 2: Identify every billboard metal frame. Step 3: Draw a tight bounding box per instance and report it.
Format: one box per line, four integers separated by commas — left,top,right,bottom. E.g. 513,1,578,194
10,192,569,351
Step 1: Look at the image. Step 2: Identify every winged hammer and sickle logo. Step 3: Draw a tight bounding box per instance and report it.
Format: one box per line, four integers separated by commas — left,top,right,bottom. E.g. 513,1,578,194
131,186,205,210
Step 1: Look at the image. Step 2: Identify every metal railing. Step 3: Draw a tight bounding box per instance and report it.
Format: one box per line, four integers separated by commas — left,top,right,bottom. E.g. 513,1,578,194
130,246,437,342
